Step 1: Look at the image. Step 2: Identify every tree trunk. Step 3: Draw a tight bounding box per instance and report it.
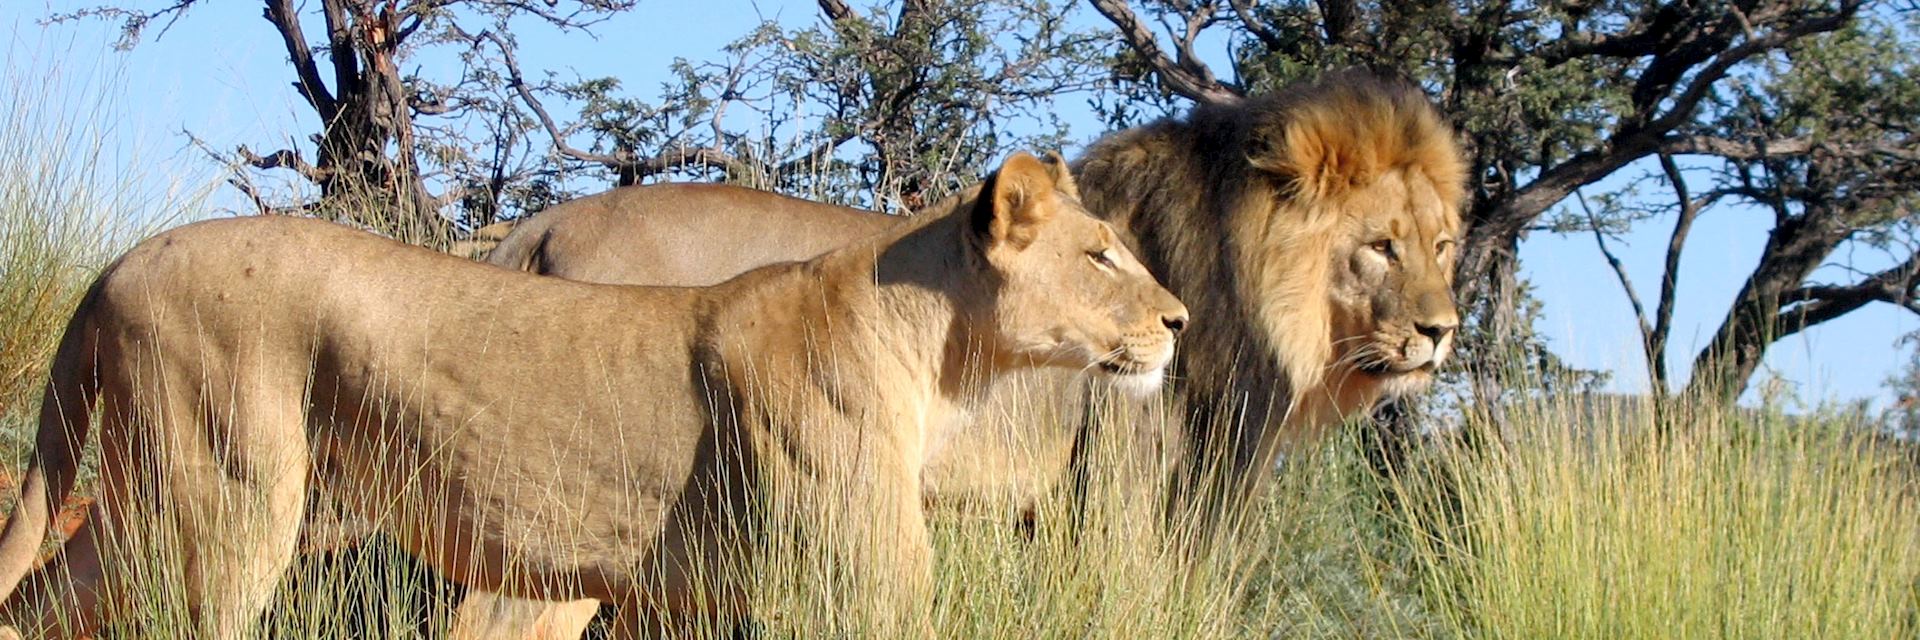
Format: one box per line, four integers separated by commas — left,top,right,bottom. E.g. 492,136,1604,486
309,0,447,243
1685,208,1850,402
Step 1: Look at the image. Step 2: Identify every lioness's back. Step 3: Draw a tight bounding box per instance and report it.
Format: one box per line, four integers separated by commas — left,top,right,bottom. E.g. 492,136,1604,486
86,216,713,435
102,216,703,325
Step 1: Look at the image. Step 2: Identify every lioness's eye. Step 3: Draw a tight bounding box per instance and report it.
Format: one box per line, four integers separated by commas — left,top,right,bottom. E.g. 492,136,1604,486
1435,238,1456,255
1088,249,1116,268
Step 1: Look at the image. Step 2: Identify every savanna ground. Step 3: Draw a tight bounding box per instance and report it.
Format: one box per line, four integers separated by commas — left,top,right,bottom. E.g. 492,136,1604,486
1,71,1916,640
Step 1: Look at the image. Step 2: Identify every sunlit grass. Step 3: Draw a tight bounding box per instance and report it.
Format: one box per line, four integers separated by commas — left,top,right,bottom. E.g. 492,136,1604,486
1398,397,1920,639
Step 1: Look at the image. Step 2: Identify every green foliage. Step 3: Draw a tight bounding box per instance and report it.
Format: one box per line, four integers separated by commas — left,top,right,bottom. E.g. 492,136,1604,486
549,0,1108,211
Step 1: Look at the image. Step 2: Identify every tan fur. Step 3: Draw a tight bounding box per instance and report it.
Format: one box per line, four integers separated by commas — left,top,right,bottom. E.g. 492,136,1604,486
487,183,900,282
1075,72,1466,515
455,75,1466,634
481,164,1089,510
0,153,1186,639
450,592,604,640
446,220,520,260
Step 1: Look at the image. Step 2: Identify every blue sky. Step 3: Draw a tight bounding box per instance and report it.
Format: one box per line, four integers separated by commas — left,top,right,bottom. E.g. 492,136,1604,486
5,0,1911,408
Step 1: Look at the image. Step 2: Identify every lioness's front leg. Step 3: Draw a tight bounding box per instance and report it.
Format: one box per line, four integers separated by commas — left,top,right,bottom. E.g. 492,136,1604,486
798,460,935,638
866,489,935,639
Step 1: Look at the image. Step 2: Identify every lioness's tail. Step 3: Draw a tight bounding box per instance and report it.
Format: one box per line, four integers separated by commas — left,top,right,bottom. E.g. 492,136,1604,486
0,276,109,602
483,215,552,273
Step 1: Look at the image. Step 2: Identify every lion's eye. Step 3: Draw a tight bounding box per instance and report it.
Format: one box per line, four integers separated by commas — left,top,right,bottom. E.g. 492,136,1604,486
1088,249,1116,269
1435,239,1456,255
1368,239,1397,261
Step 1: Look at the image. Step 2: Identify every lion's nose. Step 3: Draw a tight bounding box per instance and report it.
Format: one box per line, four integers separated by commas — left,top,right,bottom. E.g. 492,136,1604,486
1162,311,1189,337
1415,318,1456,344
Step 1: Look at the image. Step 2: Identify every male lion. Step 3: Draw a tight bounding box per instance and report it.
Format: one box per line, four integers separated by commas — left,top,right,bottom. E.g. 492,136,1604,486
463,72,1466,637
0,152,1187,639
1081,73,1465,522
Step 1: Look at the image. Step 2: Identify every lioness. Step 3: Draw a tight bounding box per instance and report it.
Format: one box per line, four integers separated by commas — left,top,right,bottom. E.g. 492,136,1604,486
0,152,1186,639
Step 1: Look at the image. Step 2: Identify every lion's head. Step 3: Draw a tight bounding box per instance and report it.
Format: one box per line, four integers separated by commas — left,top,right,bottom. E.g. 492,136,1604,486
964,152,1189,398
1240,78,1466,401
1078,72,1466,437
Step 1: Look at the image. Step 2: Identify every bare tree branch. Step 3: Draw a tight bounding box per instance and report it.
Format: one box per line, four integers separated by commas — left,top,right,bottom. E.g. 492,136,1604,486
1662,133,1920,162
319,0,361,107
261,0,339,119
817,0,854,22
1528,27,1667,69
477,29,758,183
43,0,199,48
1642,2,1860,134
772,127,864,179
1087,0,1241,105
1578,190,1658,385
1225,0,1284,51
237,145,331,183
1776,245,1920,340
1316,0,1358,45
1462,3,1859,297
1648,153,1702,393
630,146,761,179
481,31,620,166
183,129,277,216
1687,186,1902,399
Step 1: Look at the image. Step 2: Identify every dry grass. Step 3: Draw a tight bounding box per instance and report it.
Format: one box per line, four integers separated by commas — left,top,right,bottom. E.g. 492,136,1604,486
1398,398,1920,639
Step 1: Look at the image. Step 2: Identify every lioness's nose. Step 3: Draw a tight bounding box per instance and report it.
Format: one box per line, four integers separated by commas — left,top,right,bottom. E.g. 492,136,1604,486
1162,310,1189,337
1415,318,1456,343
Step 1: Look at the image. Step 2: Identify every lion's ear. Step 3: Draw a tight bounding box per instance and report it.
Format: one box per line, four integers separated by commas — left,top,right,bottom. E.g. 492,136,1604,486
1246,106,1382,202
972,152,1059,252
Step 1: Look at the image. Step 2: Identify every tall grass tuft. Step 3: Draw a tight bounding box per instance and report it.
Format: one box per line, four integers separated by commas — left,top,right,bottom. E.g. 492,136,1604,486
1398,396,1920,639
0,46,201,437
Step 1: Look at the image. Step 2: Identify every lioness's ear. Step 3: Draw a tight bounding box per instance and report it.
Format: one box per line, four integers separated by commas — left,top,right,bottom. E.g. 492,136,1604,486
1039,150,1080,200
1246,100,1382,202
972,152,1059,252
